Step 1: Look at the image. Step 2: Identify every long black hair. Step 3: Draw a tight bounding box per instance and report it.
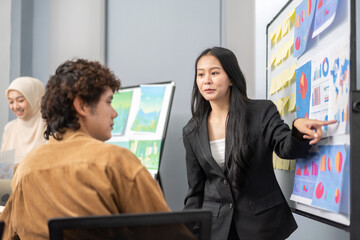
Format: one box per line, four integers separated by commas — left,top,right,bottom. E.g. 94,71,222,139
190,47,252,190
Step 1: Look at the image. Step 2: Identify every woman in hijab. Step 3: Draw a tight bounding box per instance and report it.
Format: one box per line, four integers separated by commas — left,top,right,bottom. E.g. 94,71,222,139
1,77,47,172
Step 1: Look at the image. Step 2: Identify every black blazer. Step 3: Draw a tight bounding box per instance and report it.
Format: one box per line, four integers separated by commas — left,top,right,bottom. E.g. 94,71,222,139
182,100,311,240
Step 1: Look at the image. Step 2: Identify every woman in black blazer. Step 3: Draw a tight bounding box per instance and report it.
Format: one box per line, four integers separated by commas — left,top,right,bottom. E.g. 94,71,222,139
182,47,336,240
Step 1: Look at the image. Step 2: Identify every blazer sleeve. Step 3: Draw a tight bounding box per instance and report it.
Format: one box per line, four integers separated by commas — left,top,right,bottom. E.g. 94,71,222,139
260,101,311,159
182,128,206,209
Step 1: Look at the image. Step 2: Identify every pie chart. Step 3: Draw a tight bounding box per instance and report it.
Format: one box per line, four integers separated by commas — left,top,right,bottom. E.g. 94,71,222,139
295,36,301,50
299,73,307,99
317,0,323,9
315,182,324,199
307,0,312,16
336,151,343,173
328,157,332,172
335,188,340,204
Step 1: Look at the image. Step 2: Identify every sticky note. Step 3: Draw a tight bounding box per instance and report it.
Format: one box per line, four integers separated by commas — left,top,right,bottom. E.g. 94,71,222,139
288,92,296,112
273,152,277,169
289,62,297,83
276,73,283,92
290,160,296,171
277,99,284,116
271,31,276,46
283,46,289,60
288,8,295,23
276,156,284,169
282,20,290,37
282,95,290,112
275,48,282,64
276,25,282,42
282,158,290,170
283,68,290,87
270,53,276,66
270,77,277,95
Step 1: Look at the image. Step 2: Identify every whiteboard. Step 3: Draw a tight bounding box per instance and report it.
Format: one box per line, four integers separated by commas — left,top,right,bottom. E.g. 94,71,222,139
266,0,351,228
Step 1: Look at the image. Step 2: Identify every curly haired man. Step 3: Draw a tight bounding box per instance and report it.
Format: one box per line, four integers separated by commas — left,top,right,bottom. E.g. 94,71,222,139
1,59,171,239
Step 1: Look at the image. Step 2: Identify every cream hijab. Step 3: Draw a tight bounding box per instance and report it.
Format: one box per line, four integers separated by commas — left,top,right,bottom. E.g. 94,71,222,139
1,77,47,164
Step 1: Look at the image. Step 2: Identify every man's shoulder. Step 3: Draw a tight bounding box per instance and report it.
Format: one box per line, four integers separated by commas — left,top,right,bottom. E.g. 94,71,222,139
21,138,145,180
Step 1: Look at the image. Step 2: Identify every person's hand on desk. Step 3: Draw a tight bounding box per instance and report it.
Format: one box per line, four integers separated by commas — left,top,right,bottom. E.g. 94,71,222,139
294,118,338,145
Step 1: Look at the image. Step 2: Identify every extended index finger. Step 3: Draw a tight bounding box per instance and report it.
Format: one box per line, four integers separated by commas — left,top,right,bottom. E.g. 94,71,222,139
316,119,337,126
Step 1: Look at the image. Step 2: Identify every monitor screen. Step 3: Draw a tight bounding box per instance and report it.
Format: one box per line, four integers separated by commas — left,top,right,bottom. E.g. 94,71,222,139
106,82,175,178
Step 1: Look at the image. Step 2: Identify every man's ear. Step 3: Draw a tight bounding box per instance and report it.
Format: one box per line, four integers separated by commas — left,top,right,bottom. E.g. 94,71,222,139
73,96,87,117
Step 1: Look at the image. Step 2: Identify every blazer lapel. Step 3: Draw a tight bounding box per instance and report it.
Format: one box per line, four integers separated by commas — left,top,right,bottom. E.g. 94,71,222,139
196,114,225,177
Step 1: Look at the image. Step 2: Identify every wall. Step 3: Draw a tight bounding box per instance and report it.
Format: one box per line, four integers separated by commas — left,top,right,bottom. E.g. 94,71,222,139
49,0,105,74
32,0,49,83
9,0,49,85
106,0,221,210
0,0,11,142
223,0,256,98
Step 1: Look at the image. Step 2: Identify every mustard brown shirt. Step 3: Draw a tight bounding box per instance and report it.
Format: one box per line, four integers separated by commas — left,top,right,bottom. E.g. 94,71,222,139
1,130,170,240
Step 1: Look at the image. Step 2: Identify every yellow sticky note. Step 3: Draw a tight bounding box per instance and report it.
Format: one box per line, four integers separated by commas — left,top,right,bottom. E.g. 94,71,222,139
276,25,282,42
290,160,296,171
289,38,294,56
275,99,281,112
271,31,276,46
281,71,288,88
282,158,290,170
288,92,296,112
277,99,284,116
283,68,290,87
282,20,290,37
288,8,296,23
282,95,290,112
280,45,287,60
283,47,289,60
274,99,279,110
270,53,276,66
275,48,282,65
289,63,297,83
273,152,277,169
276,73,283,92
276,156,284,170
270,77,277,95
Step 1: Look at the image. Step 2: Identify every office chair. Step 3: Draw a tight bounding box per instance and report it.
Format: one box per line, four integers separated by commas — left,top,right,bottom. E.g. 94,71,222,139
48,209,212,240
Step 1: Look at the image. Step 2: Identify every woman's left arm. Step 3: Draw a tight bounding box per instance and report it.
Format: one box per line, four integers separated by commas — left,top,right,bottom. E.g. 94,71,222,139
293,118,337,145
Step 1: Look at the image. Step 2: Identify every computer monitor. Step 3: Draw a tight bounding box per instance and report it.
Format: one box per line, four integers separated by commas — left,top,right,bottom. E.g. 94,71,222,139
48,210,212,240
107,81,176,185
